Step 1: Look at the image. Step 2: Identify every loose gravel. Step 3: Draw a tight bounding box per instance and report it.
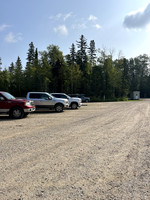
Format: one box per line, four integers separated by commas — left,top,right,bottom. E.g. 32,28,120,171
0,101,150,200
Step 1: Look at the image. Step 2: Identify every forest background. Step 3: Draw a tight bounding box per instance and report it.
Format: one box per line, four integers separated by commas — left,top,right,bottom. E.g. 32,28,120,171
0,35,150,100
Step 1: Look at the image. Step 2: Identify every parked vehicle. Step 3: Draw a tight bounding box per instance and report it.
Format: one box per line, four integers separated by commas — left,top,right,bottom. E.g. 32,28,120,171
0,91,35,119
26,92,69,112
51,93,82,109
69,94,90,102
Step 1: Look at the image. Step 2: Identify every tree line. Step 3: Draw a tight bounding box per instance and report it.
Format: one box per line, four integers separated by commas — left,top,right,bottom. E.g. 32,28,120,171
0,35,150,100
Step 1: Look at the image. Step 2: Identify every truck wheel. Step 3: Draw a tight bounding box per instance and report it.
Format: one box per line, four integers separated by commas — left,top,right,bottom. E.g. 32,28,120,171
24,113,29,118
10,107,24,119
55,104,64,112
71,103,78,109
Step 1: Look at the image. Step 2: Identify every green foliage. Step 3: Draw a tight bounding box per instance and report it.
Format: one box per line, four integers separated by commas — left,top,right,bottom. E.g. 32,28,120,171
1,36,150,99
88,40,96,67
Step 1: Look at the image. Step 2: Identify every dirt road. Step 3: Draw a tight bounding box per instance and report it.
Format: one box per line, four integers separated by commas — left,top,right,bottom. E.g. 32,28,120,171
0,101,150,200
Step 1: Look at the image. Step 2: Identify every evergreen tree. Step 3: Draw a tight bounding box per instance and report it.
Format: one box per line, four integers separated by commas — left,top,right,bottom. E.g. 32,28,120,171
8,62,15,73
13,57,24,96
121,58,130,97
76,35,88,73
76,35,92,94
70,43,76,64
25,43,40,92
40,45,65,92
134,54,149,97
91,65,103,97
0,57,2,71
88,40,96,67
35,48,38,61
26,42,35,65
0,69,10,91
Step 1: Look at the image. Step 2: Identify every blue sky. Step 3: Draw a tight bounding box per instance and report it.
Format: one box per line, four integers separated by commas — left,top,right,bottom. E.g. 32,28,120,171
1,0,150,69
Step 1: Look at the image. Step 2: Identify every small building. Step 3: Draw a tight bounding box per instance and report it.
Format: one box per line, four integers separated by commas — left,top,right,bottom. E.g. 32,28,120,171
131,91,140,100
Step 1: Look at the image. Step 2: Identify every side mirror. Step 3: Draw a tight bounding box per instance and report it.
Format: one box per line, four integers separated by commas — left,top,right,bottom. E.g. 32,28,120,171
0,97,5,101
48,96,52,100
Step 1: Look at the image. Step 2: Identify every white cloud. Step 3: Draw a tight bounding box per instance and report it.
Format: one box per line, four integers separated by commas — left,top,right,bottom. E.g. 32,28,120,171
88,15,98,21
54,25,68,35
56,13,62,20
50,13,101,32
5,32,23,43
49,12,72,21
64,12,72,21
0,24,11,32
94,24,101,29
123,3,150,29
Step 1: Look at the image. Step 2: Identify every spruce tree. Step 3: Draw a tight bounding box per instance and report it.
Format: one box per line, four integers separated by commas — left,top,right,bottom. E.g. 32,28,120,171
88,40,96,67
14,57,24,96
70,43,76,64
26,42,35,65
76,35,88,72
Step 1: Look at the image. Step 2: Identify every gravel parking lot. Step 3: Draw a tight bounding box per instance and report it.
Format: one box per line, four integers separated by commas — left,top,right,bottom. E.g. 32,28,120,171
0,101,150,200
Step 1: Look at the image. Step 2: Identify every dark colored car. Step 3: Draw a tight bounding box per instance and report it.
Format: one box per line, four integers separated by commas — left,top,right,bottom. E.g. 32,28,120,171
69,94,90,102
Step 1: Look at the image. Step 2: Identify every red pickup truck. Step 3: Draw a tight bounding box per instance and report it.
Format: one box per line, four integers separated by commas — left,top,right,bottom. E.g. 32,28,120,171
0,91,35,119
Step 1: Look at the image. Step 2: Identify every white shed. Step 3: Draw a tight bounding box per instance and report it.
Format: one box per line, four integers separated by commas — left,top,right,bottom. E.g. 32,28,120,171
132,91,140,100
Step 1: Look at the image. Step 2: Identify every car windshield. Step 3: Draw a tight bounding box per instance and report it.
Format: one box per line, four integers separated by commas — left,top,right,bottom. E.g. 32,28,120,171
2,92,16,100
49,94,54,98
65,94,71,99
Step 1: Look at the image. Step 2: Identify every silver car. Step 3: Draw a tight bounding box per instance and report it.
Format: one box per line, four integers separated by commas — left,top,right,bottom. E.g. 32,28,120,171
26,92,69,112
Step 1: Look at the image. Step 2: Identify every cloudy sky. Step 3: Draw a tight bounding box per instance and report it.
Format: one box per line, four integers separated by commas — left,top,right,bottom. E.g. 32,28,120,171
1,0,150,68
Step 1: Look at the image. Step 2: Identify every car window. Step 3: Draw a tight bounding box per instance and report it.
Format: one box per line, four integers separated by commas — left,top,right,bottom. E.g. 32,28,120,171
61,95,67,99
0,94,5,101
41,94,49,100
1,92,16,100
52,94,59,98
29,93,41,99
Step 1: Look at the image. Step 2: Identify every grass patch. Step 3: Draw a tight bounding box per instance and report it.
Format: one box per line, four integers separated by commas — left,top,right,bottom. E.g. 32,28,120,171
90,97,129,102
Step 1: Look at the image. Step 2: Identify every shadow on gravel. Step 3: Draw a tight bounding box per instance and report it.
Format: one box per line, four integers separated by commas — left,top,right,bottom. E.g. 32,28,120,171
33,110,65,114
0,115,15,121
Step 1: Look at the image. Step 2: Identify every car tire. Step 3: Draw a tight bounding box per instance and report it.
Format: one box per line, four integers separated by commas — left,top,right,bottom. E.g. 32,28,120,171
10,107,24,119
24,113,29,118
71,103,78,109
55,104,64,112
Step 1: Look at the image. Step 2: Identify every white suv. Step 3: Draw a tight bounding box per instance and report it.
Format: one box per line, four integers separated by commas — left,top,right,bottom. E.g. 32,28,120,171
51,93,82,109
26,92,69,112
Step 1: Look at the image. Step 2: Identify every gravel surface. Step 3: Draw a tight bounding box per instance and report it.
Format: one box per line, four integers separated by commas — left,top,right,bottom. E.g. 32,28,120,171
0,101,150,200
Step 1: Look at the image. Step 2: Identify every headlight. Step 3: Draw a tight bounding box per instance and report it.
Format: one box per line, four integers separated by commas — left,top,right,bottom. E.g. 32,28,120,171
25,101,31,106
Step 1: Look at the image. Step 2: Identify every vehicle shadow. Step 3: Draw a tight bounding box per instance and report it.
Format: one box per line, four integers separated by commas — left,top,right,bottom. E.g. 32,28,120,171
82,104,88,106
0,115,15,121
33,110,64,114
